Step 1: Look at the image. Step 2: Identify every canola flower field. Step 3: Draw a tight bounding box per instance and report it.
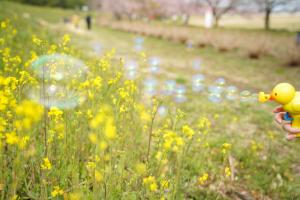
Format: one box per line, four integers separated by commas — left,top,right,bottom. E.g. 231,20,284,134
0,2,300,200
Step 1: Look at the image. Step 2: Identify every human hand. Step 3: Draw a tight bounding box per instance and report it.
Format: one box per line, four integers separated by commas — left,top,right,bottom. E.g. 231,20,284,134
273,106,300,140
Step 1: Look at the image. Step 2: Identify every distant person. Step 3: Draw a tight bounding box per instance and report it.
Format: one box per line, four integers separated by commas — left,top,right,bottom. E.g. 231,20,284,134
86,15,92,30
297,32,300,46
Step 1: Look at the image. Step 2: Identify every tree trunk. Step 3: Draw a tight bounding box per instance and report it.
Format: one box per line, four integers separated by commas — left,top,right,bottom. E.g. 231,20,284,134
214,16,219,28
184,14,190,26
265,8,271,30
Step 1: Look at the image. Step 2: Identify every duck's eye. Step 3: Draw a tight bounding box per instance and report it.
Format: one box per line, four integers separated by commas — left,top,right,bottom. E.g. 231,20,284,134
275,93,277,96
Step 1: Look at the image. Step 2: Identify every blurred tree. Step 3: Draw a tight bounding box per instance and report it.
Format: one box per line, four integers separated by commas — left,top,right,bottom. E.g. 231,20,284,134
253,0,297,30
197,0,240,27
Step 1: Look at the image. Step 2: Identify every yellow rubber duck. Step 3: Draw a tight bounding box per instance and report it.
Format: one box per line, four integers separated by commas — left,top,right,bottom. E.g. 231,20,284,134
259,83,300,131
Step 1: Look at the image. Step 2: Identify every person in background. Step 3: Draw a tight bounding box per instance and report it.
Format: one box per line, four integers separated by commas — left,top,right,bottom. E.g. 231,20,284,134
86,15,92,30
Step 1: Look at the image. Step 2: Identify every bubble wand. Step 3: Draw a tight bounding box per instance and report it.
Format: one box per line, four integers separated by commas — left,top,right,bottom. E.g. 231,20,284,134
259,83,300,138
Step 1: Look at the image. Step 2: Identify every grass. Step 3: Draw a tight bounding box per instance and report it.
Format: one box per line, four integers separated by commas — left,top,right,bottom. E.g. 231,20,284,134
0,1,300,199
99,18,300,69
189,13,300,31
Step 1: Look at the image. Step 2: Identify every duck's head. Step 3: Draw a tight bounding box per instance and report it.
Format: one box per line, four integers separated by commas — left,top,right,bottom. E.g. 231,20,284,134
259,83,296,105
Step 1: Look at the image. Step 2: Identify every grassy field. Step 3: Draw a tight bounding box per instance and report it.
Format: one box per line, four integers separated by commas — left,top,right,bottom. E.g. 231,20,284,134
189,14,300,31
0,1,300,200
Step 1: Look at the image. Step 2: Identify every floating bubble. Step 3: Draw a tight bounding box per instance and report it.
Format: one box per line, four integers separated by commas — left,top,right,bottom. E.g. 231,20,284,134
28,84,84,109
240,90,251,102
162,80,176,96
29,54,88,109
226,86,237,93
143,77,158,97
215,77,226,86
149,57,160,66
91,41,102,55
225,86,238,100
134,37,144,52
149,65,160,74
208,93,222,103
192,74,205,92
193,59,202,70
124,60,138,80
31,54,88,82
174,84,187,103
134,44,143,52
157,106,168,118
249,93,258,103
135,37,144,45
208,85,224,94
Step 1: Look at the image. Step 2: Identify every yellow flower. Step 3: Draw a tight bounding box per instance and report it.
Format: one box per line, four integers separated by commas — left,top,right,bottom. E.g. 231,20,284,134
86,161,96,170
63,34,71,45
198,173,209,185
95,170,103,182
5,132,18,145
222,143,232,154
88,133,98,144
1,21,7,29
135,163,147,175
160,180,169,190
182,125,194,139
225,167,231,177
99,141,108,150
143,176,158,192
51,186,64,197
41,157,52,170
32,35,42,46
149,183,158,191
105,118,116,140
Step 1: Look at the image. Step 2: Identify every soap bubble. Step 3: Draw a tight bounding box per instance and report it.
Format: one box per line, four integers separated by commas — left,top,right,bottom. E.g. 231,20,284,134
208,93,222,103
192,74,205,92
149,57,160,66
29,54,88,109
162,80,176,96
28,84,84,109
193,59,202,71
240,90,251,102
134,37,144,52
157,105,168,118
91,41,102,55
135,37,144,45
148,57,161,74
174,84,187,103
225,86,238,101
215,77,226,86
31,54,88,82
208,85,224,94
143,77,158,97
124,60,138,80
249,93,258,103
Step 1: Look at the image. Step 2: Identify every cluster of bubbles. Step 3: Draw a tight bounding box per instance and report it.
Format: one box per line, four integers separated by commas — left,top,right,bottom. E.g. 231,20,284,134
124,60,139,80
148,57,161,74
134,37,144,52
29,54,88,109
143,77,158,97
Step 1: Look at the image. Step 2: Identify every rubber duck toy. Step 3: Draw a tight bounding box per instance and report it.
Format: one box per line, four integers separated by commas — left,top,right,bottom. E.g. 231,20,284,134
259,83,300,137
